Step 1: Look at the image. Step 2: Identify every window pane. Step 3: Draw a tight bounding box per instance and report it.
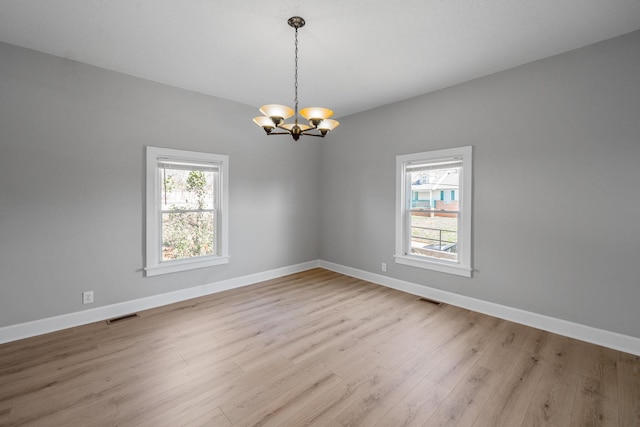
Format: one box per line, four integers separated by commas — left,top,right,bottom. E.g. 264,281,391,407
409,166,460,261
162,211,215,261
160,167,215,211
410,212,458,261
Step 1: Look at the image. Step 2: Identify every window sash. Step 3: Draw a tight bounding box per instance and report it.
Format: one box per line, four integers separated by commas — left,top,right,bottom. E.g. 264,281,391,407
158,159,221,172
160,208,215,214
405,158,462,172
160,210,217,262
157,166,219,261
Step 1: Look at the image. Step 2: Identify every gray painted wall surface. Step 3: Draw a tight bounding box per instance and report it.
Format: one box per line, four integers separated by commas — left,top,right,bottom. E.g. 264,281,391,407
0,42,321,327
1,31,639,340
320,31,640,339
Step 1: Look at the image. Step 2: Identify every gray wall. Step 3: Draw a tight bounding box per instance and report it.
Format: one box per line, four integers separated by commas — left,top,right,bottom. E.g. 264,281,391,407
2,30,639,340
0,42,321,327
320,30,640,339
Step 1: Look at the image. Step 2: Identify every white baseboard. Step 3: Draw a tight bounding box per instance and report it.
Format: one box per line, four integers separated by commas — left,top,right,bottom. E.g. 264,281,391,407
3,259,639,356
0,260,320,345
319,260,640,356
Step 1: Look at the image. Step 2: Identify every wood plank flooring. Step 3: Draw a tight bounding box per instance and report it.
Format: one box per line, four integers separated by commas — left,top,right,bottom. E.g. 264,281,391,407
1,268,638,426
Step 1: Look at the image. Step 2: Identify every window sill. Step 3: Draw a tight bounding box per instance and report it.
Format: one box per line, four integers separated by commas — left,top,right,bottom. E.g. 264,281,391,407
394,255,472,277
145,256,230,277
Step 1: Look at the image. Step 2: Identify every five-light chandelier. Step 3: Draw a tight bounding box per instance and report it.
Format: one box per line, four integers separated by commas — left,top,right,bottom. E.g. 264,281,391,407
253,16,340,141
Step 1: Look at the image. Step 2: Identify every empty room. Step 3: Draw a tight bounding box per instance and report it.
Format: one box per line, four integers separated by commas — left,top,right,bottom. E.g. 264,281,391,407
1,1,639,426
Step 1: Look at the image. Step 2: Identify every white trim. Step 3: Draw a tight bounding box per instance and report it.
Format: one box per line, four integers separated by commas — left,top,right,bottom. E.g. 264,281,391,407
394,254,472,277
145,255,230,277
3,259,639,356
318,260,640,356
0,260,320,345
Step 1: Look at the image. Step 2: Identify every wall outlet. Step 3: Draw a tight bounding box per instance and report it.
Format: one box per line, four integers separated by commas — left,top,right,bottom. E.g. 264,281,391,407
381,262,387,272
82,291,94,304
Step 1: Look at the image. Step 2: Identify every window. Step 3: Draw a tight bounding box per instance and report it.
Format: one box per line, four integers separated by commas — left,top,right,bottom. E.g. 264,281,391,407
395,146,472,277
145,146,229,276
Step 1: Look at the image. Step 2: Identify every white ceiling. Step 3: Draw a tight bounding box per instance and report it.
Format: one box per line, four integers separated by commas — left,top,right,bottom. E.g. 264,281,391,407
1,1,640,118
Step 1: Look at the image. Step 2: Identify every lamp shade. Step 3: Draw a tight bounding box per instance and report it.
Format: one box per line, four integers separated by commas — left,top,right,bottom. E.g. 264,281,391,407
259,104,294,120
317,119,340,132
300,107,334,121
253,116,275,128
280,123,312,132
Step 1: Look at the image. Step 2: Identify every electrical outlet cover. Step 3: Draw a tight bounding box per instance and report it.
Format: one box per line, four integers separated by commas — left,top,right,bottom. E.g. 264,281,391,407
83,291,94,304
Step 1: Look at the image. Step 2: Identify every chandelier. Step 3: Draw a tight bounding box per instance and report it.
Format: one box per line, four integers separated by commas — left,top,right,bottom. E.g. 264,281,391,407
253,16,340,141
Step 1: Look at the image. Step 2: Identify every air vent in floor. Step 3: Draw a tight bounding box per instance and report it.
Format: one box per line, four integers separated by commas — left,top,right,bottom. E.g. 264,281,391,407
106,313,139,324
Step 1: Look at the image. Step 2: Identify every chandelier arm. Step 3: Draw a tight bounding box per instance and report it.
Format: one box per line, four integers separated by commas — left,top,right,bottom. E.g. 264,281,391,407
264,131,323,137
300,131,325,138
264,132,323,138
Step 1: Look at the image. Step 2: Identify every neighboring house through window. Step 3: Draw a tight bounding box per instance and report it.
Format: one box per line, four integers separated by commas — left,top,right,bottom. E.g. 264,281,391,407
395,146,472,277
145,146,229,276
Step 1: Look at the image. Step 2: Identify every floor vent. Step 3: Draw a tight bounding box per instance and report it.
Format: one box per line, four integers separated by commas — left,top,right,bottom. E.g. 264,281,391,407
106,313,139,324
418,297,442,306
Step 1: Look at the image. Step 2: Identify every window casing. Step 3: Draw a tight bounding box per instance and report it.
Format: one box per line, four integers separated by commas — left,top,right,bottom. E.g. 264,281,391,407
145,146,229,276
395,146,472,277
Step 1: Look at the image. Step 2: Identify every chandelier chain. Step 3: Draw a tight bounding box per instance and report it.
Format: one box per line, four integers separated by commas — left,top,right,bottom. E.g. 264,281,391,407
294,27,299,122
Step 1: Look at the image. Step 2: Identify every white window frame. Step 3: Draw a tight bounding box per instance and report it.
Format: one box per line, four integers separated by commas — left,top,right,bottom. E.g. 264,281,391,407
145,146,229,277
395,146,473,277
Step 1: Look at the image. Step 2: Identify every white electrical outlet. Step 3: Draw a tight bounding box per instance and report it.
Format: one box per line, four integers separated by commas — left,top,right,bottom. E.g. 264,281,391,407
82,291,94,304
381,262,387,272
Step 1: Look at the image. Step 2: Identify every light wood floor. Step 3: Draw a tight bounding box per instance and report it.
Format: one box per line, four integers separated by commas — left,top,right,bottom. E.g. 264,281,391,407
1,268,639,426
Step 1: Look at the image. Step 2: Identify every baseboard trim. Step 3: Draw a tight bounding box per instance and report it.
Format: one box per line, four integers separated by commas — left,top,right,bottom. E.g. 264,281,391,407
0,260,320,345
3,259,639,356
319,260,640,356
